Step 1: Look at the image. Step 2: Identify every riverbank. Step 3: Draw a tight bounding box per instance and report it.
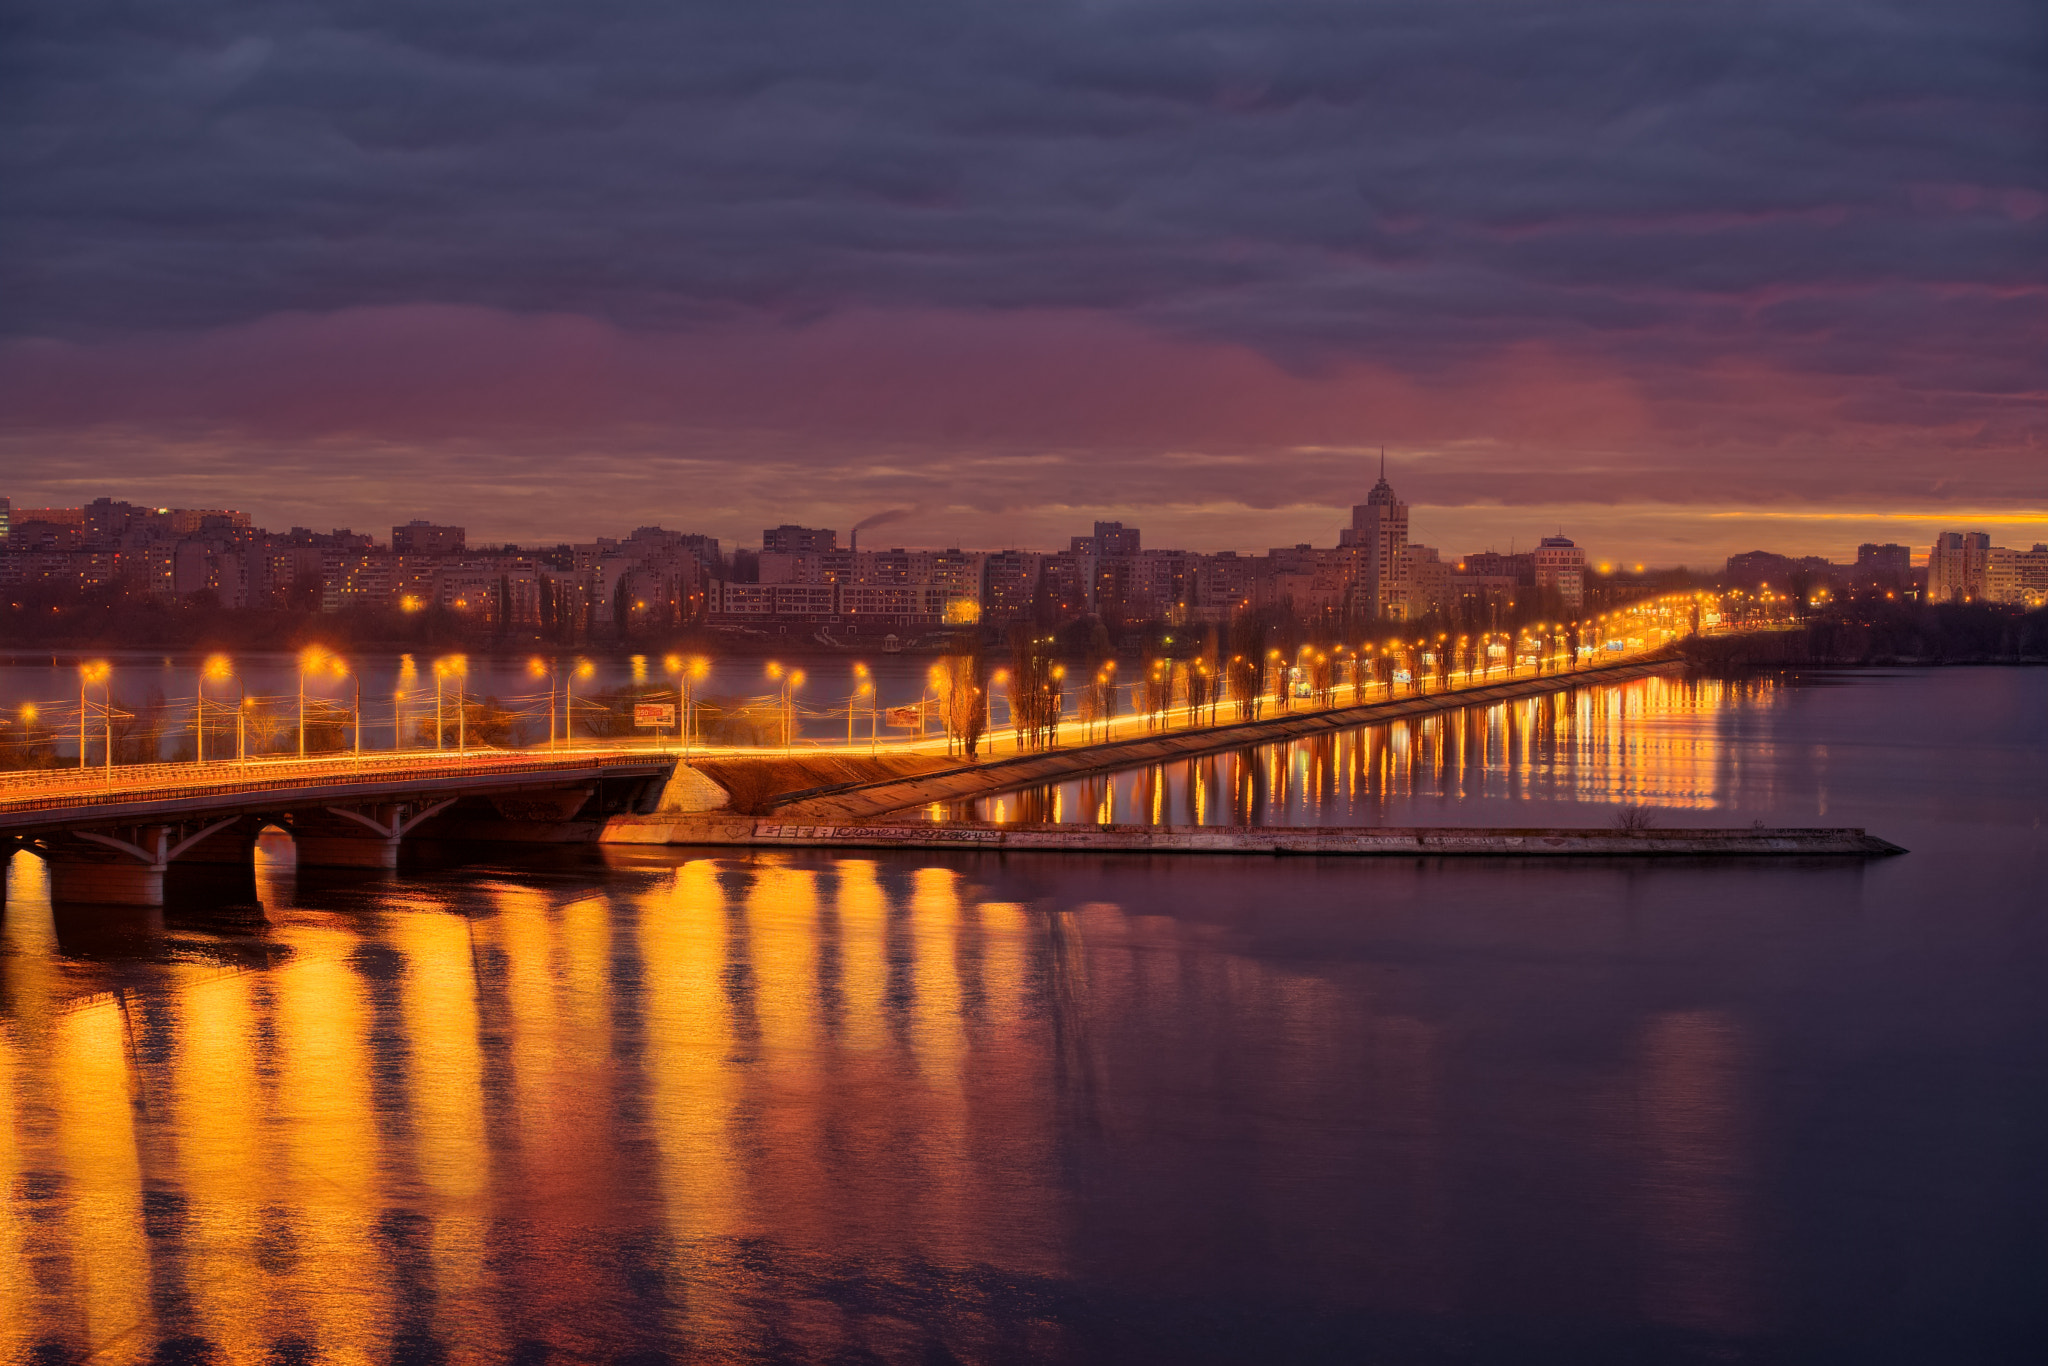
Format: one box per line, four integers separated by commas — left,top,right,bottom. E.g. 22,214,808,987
602,817,1905,857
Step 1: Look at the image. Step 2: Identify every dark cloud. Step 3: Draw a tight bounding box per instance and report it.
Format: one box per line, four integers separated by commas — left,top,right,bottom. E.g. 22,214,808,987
0,1,2042,556
6,2,2041,345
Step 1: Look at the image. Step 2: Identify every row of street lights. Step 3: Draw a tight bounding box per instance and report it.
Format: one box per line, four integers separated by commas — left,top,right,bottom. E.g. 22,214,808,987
28,593,1702,768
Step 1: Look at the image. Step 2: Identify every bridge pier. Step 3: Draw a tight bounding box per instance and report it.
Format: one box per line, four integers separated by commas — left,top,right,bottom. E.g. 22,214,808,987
35,816,252,906
4,754,677,904
288,799,457,869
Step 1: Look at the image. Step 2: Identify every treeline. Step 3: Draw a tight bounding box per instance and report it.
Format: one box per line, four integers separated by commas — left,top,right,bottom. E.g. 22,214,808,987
1,581,497,652
1680,601,2048,668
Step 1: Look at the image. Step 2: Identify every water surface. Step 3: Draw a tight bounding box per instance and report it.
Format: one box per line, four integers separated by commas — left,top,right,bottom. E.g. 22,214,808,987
2,668,2043,1363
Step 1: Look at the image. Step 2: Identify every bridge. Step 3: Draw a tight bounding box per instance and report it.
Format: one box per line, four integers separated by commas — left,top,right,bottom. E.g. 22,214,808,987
2,646,1704,906
0,750,676,905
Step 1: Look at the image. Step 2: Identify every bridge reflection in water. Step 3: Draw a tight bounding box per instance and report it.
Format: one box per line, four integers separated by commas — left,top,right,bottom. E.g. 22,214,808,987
0,839,1780,1362
967,674,1773,827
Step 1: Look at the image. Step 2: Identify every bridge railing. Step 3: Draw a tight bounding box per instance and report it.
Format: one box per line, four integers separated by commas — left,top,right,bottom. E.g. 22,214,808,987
0,750,671,819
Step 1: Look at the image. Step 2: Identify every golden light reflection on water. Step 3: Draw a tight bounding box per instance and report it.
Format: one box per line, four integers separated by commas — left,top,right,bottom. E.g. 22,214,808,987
391,909,499,1355
0,840,1784,1360
637,861,741,1263
271,930,388,1357
0,1026,22,1351
54,1002,151,1352
169,972,271,1360
970,674,1769,825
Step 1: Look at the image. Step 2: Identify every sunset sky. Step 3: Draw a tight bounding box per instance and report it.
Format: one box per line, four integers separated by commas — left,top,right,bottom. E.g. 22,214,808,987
4,1,2042,565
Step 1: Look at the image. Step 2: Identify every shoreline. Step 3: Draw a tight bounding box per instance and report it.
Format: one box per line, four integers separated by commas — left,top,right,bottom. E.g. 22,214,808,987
603,817,1907,858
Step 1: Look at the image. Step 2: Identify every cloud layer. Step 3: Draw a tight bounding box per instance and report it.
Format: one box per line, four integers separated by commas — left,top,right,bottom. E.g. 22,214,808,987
2,1,2042,557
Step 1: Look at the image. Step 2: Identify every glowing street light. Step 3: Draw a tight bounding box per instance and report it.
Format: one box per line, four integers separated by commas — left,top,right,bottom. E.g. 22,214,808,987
565,658,595,746
432,654,470,751
298,645,329,759
198,653,242,763
848,662,873,750
78,659,110,771
666,653,710,752
767,663,805,751
529,656,559,747
328,655,362,756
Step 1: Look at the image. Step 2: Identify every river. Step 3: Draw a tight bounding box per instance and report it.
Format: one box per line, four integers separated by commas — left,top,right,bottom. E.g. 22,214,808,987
1,667,2043,1363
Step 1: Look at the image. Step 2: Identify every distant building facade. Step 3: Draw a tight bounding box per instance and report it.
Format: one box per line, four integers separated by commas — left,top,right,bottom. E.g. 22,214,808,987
1928,531,2048,606
763,524,837,554
1533,536,1587,612
392,521,465,555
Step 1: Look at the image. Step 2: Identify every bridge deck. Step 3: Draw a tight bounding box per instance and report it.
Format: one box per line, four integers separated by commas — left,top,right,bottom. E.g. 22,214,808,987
0,749,674,836
762,658,1686,822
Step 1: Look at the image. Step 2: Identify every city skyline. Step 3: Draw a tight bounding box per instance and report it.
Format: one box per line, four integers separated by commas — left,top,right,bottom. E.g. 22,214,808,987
0,478,2029,571
3,3,2042,564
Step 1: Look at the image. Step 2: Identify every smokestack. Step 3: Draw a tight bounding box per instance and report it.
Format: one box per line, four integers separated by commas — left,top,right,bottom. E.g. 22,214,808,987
850,508,913,555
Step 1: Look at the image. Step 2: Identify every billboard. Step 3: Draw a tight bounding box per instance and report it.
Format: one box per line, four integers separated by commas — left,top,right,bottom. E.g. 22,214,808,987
885,706,921,728
633,703,677,728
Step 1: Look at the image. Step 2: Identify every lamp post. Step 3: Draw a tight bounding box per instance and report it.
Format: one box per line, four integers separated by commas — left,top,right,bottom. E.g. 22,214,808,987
784,669,805,752
766,662,805,751
298,645,328,759
663,654,683,751
329,657,362,756
198,654,234,764
565,658,595,747
447,655,469,752
847,663,870,751
433,658,448,750
78,660,110,771
529,657,558,747
665,654,709,752
990,668,1010,750
1050,664,1066,748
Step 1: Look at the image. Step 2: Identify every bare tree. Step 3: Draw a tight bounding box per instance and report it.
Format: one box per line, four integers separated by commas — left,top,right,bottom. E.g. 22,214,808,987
1613,804,1657,833
937,631,989,758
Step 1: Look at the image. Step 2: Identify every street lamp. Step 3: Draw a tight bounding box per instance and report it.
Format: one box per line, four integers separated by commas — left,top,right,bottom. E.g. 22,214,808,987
198,653,240,763
565,658,595,746
766,664,804,751
990,667,1010,749
298,645,329,758
78,660,110,771
529,656,558,747
848,662,873,750
328,656,362,756
666,653,710,752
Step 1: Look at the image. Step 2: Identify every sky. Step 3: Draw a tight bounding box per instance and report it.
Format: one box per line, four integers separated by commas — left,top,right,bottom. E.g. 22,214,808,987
2,0,2043,566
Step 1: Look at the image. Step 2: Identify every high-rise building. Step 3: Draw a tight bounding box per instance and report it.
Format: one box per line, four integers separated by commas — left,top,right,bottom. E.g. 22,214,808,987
392,520,465,555
1094,521,1140,557
1341,459,1409,616
1854,543,1911,586
1533,535,1587,611
763,524,836,554
0,496,9,543
1926,531,1990,602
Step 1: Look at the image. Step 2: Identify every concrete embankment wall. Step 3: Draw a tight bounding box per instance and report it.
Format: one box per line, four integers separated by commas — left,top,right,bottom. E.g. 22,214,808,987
602,818,1905,857
761,657,1684,822
652,753,961,814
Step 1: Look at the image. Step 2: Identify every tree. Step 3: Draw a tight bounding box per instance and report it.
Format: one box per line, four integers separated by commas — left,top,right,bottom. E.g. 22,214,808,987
1006,626,1064,751
612,575,634,642
937,631,989,758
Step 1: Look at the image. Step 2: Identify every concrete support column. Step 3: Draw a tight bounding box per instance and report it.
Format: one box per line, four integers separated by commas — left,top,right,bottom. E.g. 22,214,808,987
170,815,266,865
48,860,168,907
40,825,172,907
293,832,405,869
288,801,452,869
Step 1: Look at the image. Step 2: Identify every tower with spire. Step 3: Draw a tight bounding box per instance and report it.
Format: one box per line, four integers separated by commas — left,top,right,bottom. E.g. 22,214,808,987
1340,446,1409,615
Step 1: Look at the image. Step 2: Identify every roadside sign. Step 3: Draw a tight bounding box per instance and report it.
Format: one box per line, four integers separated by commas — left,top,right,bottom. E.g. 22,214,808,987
885,706,921,727
633,703,676,728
